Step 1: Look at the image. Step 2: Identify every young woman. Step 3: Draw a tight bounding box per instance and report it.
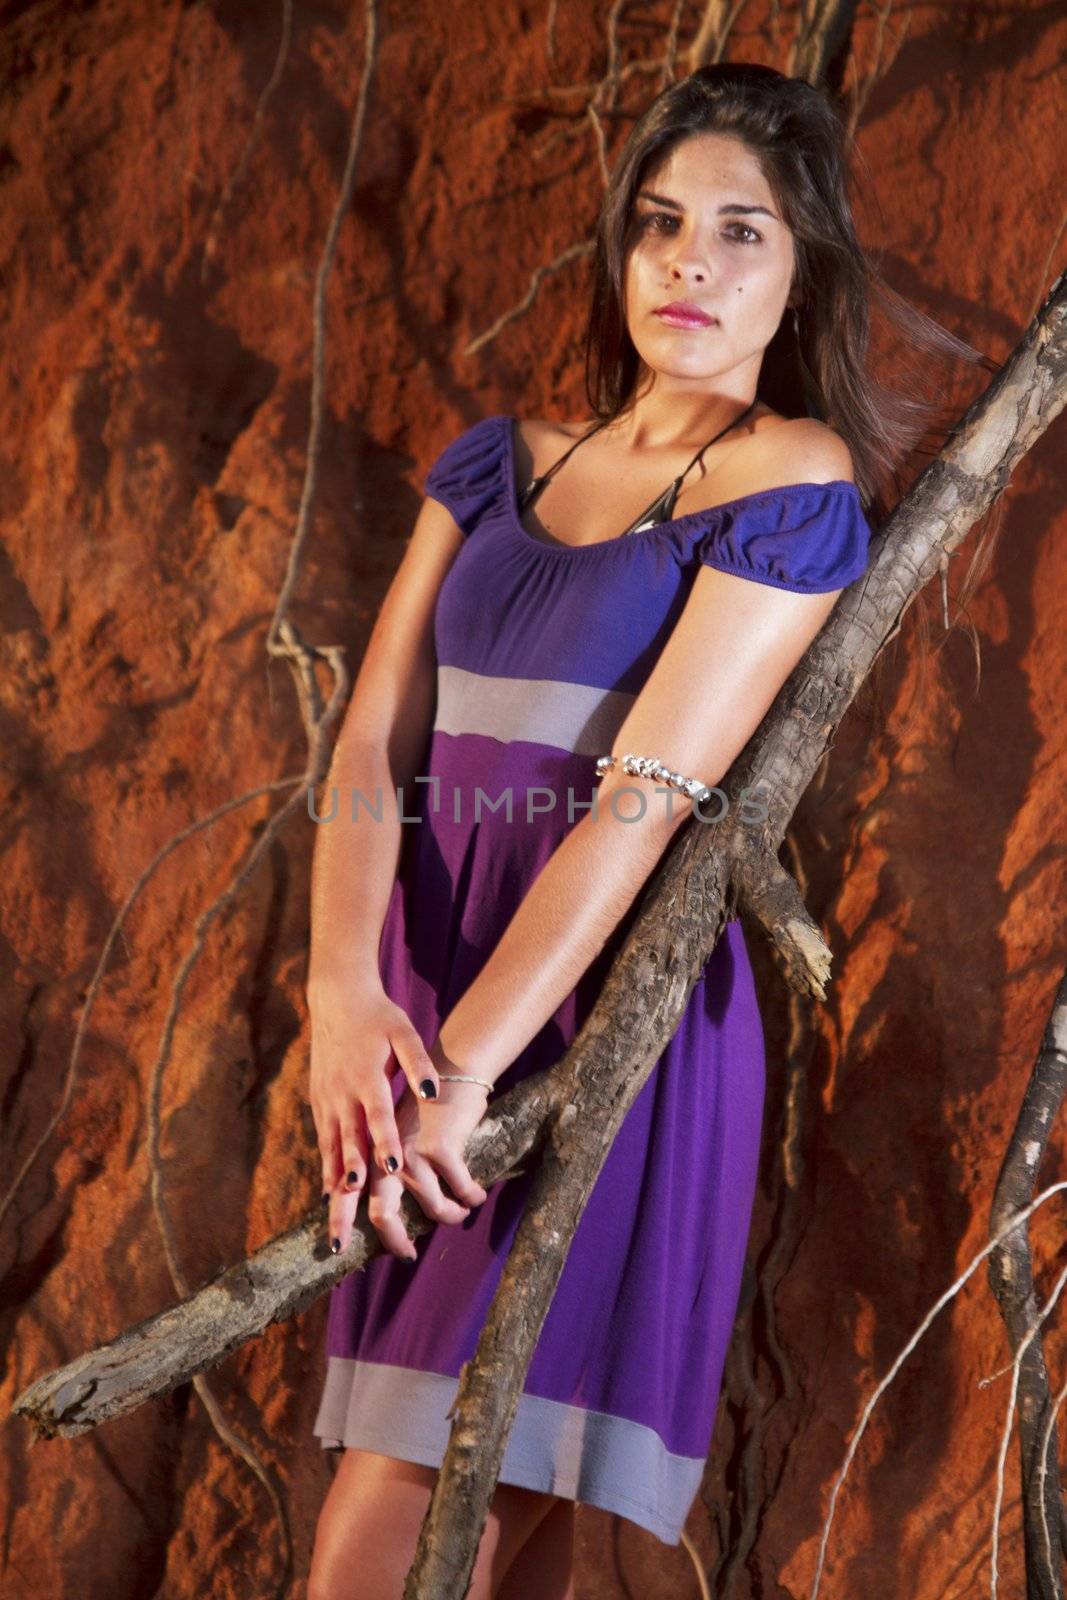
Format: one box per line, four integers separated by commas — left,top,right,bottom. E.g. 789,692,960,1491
305,61,949,1600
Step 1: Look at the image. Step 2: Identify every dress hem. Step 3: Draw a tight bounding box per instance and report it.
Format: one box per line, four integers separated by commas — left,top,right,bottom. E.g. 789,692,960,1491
313,1355,707,1547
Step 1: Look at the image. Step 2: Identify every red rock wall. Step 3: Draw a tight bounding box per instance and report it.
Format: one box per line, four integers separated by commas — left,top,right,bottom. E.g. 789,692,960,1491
1,2,1064,1596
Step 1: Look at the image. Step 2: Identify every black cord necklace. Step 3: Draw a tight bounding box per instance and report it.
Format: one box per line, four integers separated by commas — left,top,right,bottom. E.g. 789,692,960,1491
621,397,759,534
519,398,759,538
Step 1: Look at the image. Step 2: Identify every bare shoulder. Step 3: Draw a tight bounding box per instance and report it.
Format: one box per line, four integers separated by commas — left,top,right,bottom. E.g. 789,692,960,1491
512,416,590,479
749,413,855,485
516,416,587,446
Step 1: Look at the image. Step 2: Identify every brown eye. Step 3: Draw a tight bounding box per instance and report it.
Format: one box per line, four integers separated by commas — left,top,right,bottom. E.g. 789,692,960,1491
639,211,677,233
724,223,762,244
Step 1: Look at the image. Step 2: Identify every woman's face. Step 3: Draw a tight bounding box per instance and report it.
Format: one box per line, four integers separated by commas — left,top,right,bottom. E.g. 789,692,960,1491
623,131,797,395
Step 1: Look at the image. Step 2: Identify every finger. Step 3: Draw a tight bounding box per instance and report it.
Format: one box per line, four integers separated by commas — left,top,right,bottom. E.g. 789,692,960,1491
365,1167,418,1260
391,1019,440,1104
339,1102,370,1195
401,1148,472,1226
318,1113,344,1198
361,1075,406,1178
425,1144,489,1209
328,1184,363,1258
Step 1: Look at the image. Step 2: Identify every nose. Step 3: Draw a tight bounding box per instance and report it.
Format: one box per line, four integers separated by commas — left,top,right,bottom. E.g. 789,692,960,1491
666,239,710,285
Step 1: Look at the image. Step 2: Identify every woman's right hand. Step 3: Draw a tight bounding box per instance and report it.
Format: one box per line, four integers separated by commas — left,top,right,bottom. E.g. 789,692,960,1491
307,972,440,1224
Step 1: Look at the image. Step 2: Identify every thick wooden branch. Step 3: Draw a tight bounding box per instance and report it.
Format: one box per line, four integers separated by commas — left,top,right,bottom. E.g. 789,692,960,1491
988,967,1067,1599
401,276,1067,1598
11,1069,559,1438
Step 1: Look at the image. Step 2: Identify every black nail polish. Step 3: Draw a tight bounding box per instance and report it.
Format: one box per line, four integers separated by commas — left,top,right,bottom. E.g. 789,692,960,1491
385,1155,399,1173
420,1078,437,1100
331,1236,342,1254
346,1170,359,1187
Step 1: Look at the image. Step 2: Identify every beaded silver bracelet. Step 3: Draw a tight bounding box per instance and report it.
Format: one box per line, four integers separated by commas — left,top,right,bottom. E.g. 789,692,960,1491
438,1071,494,1098
595,752,713,804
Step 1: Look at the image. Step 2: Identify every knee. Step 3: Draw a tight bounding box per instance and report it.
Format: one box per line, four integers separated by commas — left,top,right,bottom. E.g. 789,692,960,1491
308,1451,435,1600
306,1566,332,1600
308,1556,377,1600
307,1509,366,1600
307,1551,346,1600
308,1529,390,1600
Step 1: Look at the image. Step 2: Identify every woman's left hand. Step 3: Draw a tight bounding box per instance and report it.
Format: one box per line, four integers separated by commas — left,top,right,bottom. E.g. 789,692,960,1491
330,1077,491,1259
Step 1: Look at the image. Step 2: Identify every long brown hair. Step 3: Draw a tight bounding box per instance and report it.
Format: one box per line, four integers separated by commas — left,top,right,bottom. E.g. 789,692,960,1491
583,62,989,526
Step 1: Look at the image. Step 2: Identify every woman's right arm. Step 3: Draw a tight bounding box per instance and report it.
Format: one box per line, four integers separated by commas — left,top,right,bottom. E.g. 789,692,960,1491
306,493,465,1205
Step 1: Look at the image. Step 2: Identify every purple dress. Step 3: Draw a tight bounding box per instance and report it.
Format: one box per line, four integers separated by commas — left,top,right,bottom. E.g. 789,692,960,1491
312,413,872,1544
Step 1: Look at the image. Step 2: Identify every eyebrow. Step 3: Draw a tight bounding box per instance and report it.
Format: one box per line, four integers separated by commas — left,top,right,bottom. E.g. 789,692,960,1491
636,189,779,220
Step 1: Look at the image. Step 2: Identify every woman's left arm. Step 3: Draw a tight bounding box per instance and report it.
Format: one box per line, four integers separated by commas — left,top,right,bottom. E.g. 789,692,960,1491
431,558,852,1088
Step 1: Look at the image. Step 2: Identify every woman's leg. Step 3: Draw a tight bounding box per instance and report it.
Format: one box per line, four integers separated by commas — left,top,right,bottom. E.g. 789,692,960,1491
307,1447,564,1600
494,1495,576,1600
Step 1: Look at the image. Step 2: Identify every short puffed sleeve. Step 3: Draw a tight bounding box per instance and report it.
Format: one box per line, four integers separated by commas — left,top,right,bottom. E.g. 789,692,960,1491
696,481,872,593
422,413,509,537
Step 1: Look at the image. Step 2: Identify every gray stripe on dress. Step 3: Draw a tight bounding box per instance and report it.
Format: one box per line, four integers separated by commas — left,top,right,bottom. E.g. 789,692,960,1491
434,664,635,756
313,1355,703,1547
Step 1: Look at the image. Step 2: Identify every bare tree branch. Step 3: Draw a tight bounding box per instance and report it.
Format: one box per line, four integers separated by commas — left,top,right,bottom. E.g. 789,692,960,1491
200,0,294,283
810,1178,1067,1599
11,1069,556,1437
812,961,1067,1597
987,967,1067,1600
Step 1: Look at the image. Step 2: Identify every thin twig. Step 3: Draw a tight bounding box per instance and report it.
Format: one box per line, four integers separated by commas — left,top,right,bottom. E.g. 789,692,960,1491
201,0,294,282
808,1183,1067,1597
0,775,305,1233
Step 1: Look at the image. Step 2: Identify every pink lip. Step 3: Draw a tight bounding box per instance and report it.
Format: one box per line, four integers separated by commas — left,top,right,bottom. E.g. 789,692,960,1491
655,302,716,328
